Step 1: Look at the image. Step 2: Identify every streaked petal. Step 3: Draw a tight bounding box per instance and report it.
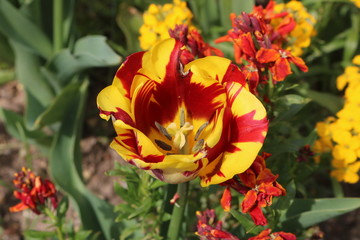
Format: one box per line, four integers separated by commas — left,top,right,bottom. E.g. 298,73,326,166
113,51,145,98
96,85,134,125
141,38,182,83
184,56,231,84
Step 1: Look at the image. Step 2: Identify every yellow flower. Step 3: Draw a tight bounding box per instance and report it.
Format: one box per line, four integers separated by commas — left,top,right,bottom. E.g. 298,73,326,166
97,39,268,186
139,0,194,50
351,0,360,8
314,55,360,183
273,0,316,56
331,160,360,184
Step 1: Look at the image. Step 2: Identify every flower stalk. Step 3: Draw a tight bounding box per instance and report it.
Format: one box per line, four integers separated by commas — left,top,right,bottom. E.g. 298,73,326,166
167,182,189,240
53,0,63,52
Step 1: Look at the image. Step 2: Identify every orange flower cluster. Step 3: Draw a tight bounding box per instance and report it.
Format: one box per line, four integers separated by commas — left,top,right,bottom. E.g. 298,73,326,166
196,210,296,240
9,168,58,215
215,2,308,93
248,229,296,240
196,209,240,240
169,24,224,64
221,153,286,226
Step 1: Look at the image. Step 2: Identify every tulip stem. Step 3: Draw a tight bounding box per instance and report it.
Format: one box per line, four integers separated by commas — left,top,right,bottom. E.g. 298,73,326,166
53,0,63,52
167,182,189,240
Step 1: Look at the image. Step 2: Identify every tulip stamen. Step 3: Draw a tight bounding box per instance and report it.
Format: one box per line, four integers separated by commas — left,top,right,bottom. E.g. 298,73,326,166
155,121,172,140
179,62,189,76
180,108,185,127
155,139,172,151
195,122,209,141
192,139,205,153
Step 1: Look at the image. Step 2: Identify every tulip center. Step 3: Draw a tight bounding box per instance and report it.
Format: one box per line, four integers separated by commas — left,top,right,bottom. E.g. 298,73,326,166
154,109,209,155
166,122,194,151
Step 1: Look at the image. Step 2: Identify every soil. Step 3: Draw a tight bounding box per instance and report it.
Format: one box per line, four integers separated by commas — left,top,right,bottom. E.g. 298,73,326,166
1,81,360,240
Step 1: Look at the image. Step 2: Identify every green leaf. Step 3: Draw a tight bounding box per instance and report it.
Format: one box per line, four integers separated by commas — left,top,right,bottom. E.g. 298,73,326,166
306,89,344,114
0,107,52,149
0,31,14,64
0,0,53,59
48,35,121,84
280,198,360,232
56,196,69,219
11,41,54,103
73,230,93,240
49,79,120,239
33,82,81,129
23,230,56,239
229,209,264,235
274,94,310,121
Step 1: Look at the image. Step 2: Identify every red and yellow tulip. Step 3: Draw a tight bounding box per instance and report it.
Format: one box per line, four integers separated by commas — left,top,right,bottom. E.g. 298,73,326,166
97,38,268,186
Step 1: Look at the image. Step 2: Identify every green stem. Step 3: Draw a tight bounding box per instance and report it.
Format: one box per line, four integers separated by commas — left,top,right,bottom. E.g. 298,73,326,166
267,70,274,99
167,182,189,240
44,207,64,240
53,0,63,52
160,184,178,238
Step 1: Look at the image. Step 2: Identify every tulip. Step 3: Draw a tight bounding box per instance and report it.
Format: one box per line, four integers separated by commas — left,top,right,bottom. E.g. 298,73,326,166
97,38,268,186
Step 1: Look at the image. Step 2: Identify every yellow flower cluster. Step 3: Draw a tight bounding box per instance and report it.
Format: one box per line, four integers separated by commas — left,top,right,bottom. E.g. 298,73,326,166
351,0,360,8
139,0,193,50
314,55,360,184
274,0,317,56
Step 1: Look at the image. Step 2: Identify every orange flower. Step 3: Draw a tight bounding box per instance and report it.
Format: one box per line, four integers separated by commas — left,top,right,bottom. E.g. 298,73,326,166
221,153,286,226
256,47,308,81
169,24,223,64
196,209,240,240
248,228,296,240
9,168,58,215
220,187,232,212
239,153,286,225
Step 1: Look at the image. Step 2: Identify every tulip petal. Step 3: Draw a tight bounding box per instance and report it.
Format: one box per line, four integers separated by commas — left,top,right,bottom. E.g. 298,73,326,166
97,85,134,124
141,38,182,83
113,51,145,98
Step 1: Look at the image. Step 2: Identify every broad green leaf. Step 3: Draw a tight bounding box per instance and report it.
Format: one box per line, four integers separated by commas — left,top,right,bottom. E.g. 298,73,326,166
11,41,54,102
24,89,48,130
0,32,14,64
49,80,120,239
0,107,52,149
33,82,81,129
0,0,52,59
306,89,344,114
280,198,360,231
48,35,121,84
